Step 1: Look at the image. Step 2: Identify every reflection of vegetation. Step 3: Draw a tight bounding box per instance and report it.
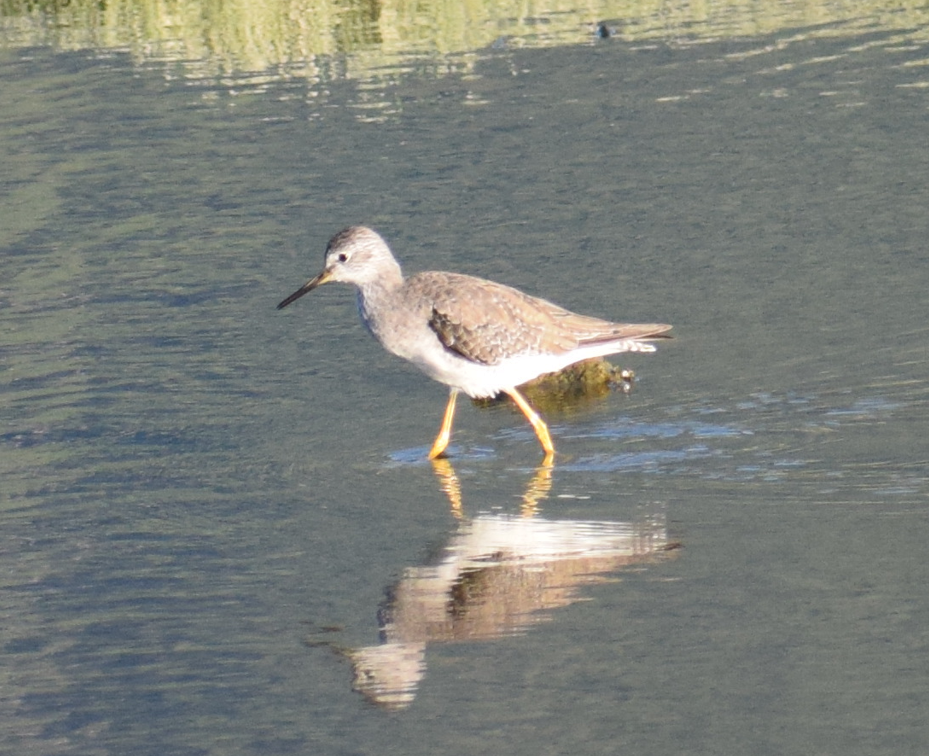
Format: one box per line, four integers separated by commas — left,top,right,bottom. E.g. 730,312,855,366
1,0,928,82
333,0,382,51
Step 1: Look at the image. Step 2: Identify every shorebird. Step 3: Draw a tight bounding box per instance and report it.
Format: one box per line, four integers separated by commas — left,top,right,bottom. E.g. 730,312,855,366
278,226,671,461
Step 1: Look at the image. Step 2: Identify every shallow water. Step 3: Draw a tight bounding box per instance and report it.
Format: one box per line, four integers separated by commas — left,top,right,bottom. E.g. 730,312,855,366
2,7,929,756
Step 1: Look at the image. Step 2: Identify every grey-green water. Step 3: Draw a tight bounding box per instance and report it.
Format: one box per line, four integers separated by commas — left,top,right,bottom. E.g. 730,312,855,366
2,20,928,756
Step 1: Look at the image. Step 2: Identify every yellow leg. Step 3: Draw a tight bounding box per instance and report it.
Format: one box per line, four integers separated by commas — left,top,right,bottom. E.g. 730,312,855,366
503,387,555,462
428,388,459,459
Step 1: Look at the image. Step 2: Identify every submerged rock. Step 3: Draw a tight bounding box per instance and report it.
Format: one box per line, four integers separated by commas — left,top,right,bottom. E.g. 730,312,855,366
472,358,635,413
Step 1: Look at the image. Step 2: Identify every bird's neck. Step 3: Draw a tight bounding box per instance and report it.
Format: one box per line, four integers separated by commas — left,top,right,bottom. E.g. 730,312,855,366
355,263,404,334
356,261,403,304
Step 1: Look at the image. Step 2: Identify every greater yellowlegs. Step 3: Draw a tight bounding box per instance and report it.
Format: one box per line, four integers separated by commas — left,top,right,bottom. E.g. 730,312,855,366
277,226,671,461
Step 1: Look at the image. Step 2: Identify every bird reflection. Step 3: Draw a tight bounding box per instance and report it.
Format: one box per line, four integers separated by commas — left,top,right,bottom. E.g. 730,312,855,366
432,457,553,518
328,460,677,710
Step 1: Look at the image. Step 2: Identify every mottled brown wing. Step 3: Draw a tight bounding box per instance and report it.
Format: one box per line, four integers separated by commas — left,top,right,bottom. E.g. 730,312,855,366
423,273,578,365
422,272,670,365
547,304,674,346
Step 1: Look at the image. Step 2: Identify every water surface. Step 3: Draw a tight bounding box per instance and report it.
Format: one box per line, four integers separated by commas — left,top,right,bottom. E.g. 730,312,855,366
2,8,928,756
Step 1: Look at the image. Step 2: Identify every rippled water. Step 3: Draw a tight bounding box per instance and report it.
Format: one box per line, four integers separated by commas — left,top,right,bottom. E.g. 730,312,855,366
2,11,928,756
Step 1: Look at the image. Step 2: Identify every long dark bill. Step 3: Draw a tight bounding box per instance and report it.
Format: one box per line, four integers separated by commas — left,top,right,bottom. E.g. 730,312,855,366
276,271,331,310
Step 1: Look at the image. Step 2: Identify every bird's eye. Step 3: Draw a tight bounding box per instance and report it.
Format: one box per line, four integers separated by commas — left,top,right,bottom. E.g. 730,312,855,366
337,253,348,263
